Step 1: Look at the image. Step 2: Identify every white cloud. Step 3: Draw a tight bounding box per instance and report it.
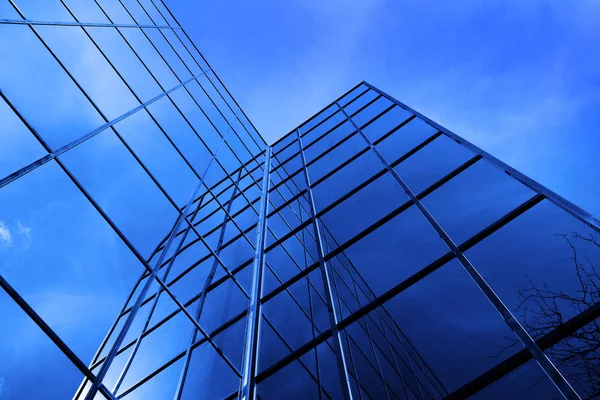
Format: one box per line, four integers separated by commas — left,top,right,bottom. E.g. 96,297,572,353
16,220,31,238
0,376,5,396
0,221,12,248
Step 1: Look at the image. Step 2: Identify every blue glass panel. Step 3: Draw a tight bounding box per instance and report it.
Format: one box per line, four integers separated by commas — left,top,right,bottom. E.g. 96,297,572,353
344,89,379,116
0,287,83,399
342,205,447,296
119,27,179,89
395,134,475,194
351,96,394,128
168,87,223,154
0,96,46,180
87,26,163,102
338,84,368,107
15,0,74,20
312,149,383,213
305,120,356,163
470,359,563,399
146,95,214,176
422,159,535,245
259,358,320,400
361,106,413,143
61,129,179,257
117,297,193,394
382,259,522,392
113,109,199,205
0,161,144,363
298,103,337,134
144,27,191,82
466,199,600,330
377,117,438,163
36,25,140,120
320,172,409,245
120,357,185,399
308,133,367,182
181,341,240,399
544,316,600,397
0,25,105,149
199,276,248,333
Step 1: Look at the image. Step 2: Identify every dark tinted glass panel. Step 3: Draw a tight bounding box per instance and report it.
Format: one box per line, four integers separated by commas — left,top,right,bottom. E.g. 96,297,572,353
422,159,535,244
341,205,448,296
466,199,600,330
394,134,475,194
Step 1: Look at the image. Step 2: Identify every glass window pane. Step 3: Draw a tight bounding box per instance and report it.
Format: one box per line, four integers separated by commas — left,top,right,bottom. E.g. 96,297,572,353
394,134,475,195
351,96,394,128
361,105,413,143
320,172,409,245
466,199,600,335
0,96,47,180
377,117,438,163
0,25,105,149
341,205,448,296
0,161,144,363
422,159,535,245
61,130,180,257
0,287,84,399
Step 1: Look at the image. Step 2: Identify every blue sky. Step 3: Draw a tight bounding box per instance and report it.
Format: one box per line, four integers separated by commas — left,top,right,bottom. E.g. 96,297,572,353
167,0,600,218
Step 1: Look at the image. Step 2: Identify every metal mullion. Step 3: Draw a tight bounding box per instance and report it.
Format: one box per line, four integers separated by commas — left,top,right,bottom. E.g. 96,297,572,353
172,169,245,400
338,102,580,399
80,128,230,399
329,241,436,398
449,301,600,398
90,0,235,178
344,331,399,400
332,258,393,400
0,72,207,191
141,0,265,151
270,81,364,148
157,0,268,147
7,1,202,188
0,18,178,29
341,87,371,109
239,148,271,400
0,276,116,400
319,213,443,397
363,82,600,233
297,129,354,400
299,197,323,399
58,0,206,188
3,96,223,400
371,115,419,147
111,0,252,169
132,1,260,162
0,88,204,400
256,189,548,386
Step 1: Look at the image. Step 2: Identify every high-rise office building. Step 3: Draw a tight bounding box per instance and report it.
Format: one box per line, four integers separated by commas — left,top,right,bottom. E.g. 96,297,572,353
0,1,599,400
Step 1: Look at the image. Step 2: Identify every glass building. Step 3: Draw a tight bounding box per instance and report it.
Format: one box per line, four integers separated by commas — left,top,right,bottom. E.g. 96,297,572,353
0,1,599,400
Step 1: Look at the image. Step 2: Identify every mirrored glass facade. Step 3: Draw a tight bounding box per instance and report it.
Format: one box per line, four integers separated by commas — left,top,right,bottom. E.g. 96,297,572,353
1,2,599,400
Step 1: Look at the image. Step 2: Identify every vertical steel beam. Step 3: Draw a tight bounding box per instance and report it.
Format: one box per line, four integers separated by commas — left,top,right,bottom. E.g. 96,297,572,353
239,148,272,400
297,129,354,400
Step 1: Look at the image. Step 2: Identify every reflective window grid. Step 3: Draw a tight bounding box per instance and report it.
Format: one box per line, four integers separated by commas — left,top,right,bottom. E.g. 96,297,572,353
1,2,599,400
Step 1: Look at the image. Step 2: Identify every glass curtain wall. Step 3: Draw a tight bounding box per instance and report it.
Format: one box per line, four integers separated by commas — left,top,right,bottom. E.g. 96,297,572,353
262,82,600,400
1,1,600,399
